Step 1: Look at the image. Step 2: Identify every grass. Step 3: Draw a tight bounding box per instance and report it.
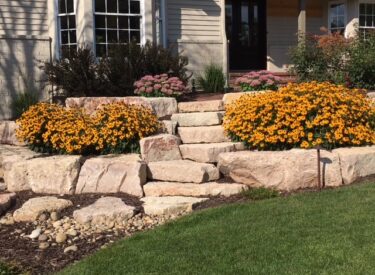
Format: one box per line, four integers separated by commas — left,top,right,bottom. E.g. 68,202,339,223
0,261,22,275
61,182,375,275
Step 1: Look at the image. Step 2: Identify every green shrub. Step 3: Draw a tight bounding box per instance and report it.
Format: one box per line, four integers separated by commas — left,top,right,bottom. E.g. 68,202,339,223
242,188,280,201
11,89,40,119
197,64,225,93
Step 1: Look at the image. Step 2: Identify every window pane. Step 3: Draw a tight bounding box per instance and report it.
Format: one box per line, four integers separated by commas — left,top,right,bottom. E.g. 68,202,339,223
96,29,106,43
107,16,117,28
69,15,76,28
69,30,77,44
360,15,366,27
360,4,366,15
130,16,140,29
61,31,69,44
107,0,118,13
67,0,74,13
96,44,107,57
60,16,68,29
59,0,66,14
119,0,129,13
130,31,140,43
119,16,129,29
107,30,118,42
338,16,345,28
130,1,140,14
119,30,129,42
95,15,106,28
95,0,106,12
368,4,373,15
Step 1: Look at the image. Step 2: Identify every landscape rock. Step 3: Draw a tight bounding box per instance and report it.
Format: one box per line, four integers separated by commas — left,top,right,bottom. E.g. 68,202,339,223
333,146,375,185
64,245,78,253
39,242,49,250
171,112,224,127
75,155,146,197
178,100,224,113
140,134,182,162
13,197,73,222
27,156,83,194
29,228,41,239
178,126,231,144
0,192,16,216
73,197,135,226
0,121,25,146
147,160,220,183
222,91,269,105
162,120,177,135
141,196,209,215
179,142,244,163
217,149,343,191
56,232,67,243
144,182,248,197
145,97,178,118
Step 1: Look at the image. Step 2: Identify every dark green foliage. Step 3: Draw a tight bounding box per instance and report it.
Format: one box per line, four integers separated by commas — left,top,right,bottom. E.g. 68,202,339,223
197,64,225,93
43,41,189,97
242,187,280,200
11,89,40,119
0,261,22,275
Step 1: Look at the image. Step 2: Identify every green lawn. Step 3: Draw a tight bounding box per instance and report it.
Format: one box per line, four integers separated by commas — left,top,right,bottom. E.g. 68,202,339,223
61,183,375,275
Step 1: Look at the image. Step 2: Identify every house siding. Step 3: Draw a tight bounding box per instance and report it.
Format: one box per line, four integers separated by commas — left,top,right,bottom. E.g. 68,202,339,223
166,0,225,76
0,0,50,120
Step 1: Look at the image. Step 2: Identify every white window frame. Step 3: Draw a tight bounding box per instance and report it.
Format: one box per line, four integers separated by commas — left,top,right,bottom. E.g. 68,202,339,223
56,0,78,57
328,1,347,34
358,0,375,38
93,0,145,57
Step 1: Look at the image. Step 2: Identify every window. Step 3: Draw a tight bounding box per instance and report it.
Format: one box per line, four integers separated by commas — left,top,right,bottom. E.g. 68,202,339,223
329,2,346,35
58,0,77,55
94,0,142,57
359,3,375,38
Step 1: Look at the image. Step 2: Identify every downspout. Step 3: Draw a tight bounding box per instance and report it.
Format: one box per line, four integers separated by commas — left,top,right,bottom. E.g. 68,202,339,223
221,0,230,91
160,0,167,48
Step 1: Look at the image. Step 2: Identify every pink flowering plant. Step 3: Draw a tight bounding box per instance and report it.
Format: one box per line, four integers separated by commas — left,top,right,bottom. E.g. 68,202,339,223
134,74,187,98
235,71,283,92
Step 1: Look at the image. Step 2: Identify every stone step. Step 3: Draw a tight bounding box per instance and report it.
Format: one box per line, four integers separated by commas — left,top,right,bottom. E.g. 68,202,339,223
179,142,245,163
141,196,209,215
144,182,248,197
147,160,220,183
178,100,224,113
178,126,231,144
171,111,224,127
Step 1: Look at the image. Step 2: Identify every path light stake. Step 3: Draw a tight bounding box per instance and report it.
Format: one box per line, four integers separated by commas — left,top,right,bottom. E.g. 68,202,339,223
316,146,322,190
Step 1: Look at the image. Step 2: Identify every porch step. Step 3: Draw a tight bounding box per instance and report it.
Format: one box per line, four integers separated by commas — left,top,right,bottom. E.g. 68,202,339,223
178,126,231,144
147,160,220,183
178,100,224,113
171,111,224,127
179,142,245,163
144,182,248,198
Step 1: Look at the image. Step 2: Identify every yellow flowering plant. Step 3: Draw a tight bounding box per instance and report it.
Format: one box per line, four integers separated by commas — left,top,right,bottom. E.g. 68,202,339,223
16,103,161,155
223,82,375,150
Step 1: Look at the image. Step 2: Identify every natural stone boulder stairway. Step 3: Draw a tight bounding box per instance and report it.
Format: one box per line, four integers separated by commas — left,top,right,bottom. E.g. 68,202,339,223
141,100,248,208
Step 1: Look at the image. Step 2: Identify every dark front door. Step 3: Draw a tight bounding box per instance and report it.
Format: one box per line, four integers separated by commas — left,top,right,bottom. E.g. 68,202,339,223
226,0,267,70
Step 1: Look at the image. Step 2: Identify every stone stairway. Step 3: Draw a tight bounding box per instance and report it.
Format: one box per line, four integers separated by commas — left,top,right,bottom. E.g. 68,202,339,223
142,100,248,210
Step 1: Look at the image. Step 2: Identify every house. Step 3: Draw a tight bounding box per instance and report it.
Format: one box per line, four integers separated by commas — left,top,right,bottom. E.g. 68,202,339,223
0,0,370,119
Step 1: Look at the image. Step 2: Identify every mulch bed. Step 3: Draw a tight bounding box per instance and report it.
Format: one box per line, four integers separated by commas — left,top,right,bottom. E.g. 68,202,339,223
0,191,250,275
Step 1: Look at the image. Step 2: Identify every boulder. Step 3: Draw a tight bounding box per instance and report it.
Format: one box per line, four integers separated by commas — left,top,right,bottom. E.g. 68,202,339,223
0,192,16,216
333,146,375,185
171,112,224,127
147,160,220,183
140,134,182,162
222,91,270,105
141,196,209,216
73,197,135,225
27,156,83,194
144,182,248,197
178,100,224,113
162,120,178,135
178,126,231,144
145,97,178,118
0,121,25,146
75,154,146,197
179,142,245,163
13,196,73,222
217,149,343,191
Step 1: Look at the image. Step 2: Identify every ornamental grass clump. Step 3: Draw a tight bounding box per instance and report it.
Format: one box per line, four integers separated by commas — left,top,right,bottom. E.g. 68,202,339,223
224,82,375,151
235,71,283,92
16,103,161,155
134,74,187,97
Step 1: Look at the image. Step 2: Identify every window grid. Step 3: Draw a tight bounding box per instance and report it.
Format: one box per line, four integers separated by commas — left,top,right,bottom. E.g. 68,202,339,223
58,0,77,55
359,3,375,39
329,3,346,35
94,0,142,57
